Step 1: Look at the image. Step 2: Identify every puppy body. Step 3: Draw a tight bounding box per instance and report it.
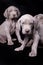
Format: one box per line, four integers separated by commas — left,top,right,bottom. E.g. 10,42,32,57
0,19,16,45
29,14,43,57
0,6,20,45
15,14,34,52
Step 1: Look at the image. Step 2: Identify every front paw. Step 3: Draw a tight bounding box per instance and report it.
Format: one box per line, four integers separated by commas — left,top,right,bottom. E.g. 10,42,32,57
14,45,24,51
15,47,23,51
29,50,37,57
8,41,14,45
19,40,24,44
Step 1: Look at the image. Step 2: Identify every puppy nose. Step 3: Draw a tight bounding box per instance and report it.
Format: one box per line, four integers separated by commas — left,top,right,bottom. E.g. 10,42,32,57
13,14,15,17
26,30,29,33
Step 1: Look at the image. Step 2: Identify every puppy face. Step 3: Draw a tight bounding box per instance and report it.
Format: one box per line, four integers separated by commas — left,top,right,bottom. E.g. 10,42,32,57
34,14,43,22
4,6,20,19
34,14,43,30
21,20,33,34
19,14,34,35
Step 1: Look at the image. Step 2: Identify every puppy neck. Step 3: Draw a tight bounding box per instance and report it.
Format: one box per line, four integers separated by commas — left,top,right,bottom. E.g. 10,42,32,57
5,19,13,22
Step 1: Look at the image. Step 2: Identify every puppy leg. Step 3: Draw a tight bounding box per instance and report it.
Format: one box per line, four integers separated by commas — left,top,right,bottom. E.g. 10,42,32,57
7,34,14,45
16,29,24,44
26,39,33,47
29,31,40,57
15,37,28,51
5,28,14,45
0,36,6,43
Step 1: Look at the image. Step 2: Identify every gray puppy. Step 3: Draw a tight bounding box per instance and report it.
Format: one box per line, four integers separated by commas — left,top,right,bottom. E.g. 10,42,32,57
14,14,34,53
29,14,43,57
0,6,20,45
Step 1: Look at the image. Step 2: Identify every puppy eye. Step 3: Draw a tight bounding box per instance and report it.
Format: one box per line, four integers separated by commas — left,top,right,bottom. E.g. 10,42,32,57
14,10,18,14
9,10,12,12
14,10,17,11
14,10,18,12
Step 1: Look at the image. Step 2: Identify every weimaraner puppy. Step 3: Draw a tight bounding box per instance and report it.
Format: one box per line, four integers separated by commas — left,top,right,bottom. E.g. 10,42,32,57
29,14,43,57
0,6,20,45
14,14,34,54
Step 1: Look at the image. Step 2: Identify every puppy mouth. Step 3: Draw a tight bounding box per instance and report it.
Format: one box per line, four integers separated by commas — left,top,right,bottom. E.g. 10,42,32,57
23,32,31,35
11,18,18,21
23,34,32,38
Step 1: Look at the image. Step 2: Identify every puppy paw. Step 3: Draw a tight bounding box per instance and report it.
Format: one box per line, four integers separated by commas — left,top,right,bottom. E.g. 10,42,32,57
19,40,24,44
0,40,6,44
8,41,14,45
29,50,37,57
12,38,17,41
14,46,24,51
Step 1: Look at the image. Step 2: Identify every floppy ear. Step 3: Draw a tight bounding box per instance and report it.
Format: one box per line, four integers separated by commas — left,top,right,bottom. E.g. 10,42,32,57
33,16,39,34
37,14,43,19
16,9,21,18
3,8,9,18
16,18,21,31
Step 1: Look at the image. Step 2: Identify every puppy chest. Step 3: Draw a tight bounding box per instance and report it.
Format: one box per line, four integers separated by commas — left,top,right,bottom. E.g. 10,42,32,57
10,22,16,34
0,35,6,41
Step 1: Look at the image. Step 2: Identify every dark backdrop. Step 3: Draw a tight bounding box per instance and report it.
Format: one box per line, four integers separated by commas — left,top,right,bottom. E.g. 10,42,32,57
0,0,43,65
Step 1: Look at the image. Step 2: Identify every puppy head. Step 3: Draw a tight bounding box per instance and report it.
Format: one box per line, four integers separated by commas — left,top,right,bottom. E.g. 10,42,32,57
34,14,43,22
3,6,20,19
19,14,34,35
34,14,43,31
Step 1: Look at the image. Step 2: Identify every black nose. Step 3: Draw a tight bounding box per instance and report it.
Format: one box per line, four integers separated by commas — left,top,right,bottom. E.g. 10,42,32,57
13,15,15,17
26,30,29,33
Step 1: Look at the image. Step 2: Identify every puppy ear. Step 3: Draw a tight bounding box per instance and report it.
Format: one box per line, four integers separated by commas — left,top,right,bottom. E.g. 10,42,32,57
16,9,21,18
16,18,21,31
33,16,39,34
3,8,8,18
37,14,43,20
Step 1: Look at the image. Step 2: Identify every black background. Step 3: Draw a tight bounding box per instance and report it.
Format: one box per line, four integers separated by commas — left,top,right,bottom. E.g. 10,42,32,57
0,0,43,65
